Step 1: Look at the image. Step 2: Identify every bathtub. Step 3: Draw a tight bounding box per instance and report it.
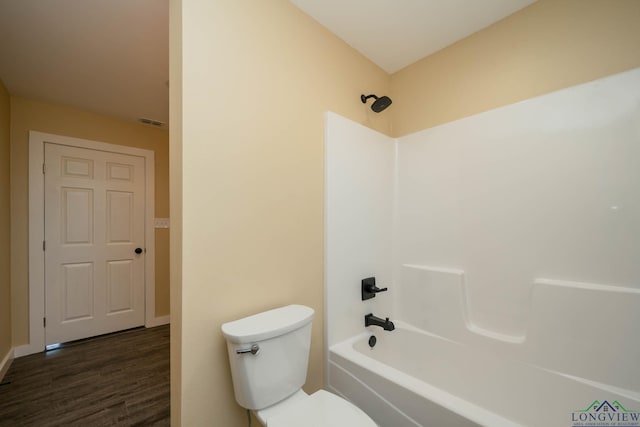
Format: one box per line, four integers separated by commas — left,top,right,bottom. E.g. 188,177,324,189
328,322,640,427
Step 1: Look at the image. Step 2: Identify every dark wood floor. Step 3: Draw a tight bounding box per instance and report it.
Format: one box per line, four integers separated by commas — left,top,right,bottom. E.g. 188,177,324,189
0,325,170,426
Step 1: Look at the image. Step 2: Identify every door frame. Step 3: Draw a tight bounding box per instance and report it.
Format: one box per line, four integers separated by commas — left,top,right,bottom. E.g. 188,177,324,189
21,131,156,356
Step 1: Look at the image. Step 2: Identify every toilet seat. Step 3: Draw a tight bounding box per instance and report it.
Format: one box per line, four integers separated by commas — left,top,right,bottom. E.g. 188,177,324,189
266,390,377,427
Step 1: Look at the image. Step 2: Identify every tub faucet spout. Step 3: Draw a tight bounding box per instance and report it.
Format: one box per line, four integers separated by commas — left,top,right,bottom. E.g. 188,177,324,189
364,313,395,331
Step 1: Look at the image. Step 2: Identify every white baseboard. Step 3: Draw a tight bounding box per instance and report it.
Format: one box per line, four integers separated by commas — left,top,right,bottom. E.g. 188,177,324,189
146,315,170,328
13,343,42,358
0,348,14,382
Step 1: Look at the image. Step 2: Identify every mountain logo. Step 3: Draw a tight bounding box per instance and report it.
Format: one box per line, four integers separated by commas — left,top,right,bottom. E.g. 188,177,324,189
571,399,639,426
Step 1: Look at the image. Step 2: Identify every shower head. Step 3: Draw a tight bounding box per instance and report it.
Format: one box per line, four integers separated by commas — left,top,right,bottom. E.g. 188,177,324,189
361,94,392,113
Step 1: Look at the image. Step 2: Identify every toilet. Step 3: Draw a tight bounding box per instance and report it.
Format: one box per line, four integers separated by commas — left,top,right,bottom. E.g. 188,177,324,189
221,304,377,427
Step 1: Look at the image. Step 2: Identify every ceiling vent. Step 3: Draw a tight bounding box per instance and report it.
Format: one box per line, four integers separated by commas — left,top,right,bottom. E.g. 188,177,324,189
138,118,165,127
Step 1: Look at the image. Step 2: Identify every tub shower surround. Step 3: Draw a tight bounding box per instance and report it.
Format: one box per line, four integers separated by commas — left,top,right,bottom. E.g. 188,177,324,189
324,68,640,427
328,273,640,427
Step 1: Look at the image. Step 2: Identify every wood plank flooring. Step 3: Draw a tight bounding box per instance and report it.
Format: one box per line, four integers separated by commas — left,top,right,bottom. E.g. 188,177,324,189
0,325,169,426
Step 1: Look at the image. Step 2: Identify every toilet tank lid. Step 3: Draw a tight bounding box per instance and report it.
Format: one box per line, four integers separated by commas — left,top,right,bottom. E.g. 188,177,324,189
221,304,314,344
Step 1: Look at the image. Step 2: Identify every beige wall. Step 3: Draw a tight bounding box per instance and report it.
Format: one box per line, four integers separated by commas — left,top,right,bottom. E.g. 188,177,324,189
173,0,640,426
174,0,390,425
10,97,170,346
390,0,640,136
169,0,182,423
0,80,11,363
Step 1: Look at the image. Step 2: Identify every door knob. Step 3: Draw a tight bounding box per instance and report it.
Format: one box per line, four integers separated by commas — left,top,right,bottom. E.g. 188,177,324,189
135,247,143,254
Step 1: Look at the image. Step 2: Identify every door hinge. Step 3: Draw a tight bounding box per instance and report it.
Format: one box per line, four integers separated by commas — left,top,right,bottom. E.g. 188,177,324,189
43,317,46,327
43,240,46,251
42,163,46,174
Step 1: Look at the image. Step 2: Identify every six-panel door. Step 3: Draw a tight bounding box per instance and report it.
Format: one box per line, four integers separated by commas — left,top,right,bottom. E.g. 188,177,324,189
44,143,146,345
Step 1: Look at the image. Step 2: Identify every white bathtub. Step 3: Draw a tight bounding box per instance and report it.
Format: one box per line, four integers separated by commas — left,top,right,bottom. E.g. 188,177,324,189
328,322,640,427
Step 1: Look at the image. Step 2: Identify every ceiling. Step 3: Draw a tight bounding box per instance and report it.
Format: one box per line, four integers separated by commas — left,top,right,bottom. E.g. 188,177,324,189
0,1,536,126
0,0,169,126
290,0,537,73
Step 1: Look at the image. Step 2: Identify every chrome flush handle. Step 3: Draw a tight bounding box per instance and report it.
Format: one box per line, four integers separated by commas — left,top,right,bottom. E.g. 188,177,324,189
236,344,260,355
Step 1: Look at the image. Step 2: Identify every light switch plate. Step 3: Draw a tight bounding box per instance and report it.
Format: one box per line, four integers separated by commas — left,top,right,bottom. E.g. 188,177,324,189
154,218,170,229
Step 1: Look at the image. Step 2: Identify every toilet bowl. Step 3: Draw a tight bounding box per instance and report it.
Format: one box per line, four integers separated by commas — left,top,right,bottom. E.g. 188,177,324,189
221,304,377,427
256,389,375,427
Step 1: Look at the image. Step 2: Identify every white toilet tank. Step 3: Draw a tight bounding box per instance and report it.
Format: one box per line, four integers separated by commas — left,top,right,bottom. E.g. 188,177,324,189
221,304,314,410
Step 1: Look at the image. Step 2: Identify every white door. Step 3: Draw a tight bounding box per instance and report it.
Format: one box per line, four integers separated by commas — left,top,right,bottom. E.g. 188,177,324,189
44,142,146,345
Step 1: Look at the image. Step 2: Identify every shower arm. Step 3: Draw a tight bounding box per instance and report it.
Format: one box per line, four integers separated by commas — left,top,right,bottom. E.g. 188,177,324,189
361,94,379,103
